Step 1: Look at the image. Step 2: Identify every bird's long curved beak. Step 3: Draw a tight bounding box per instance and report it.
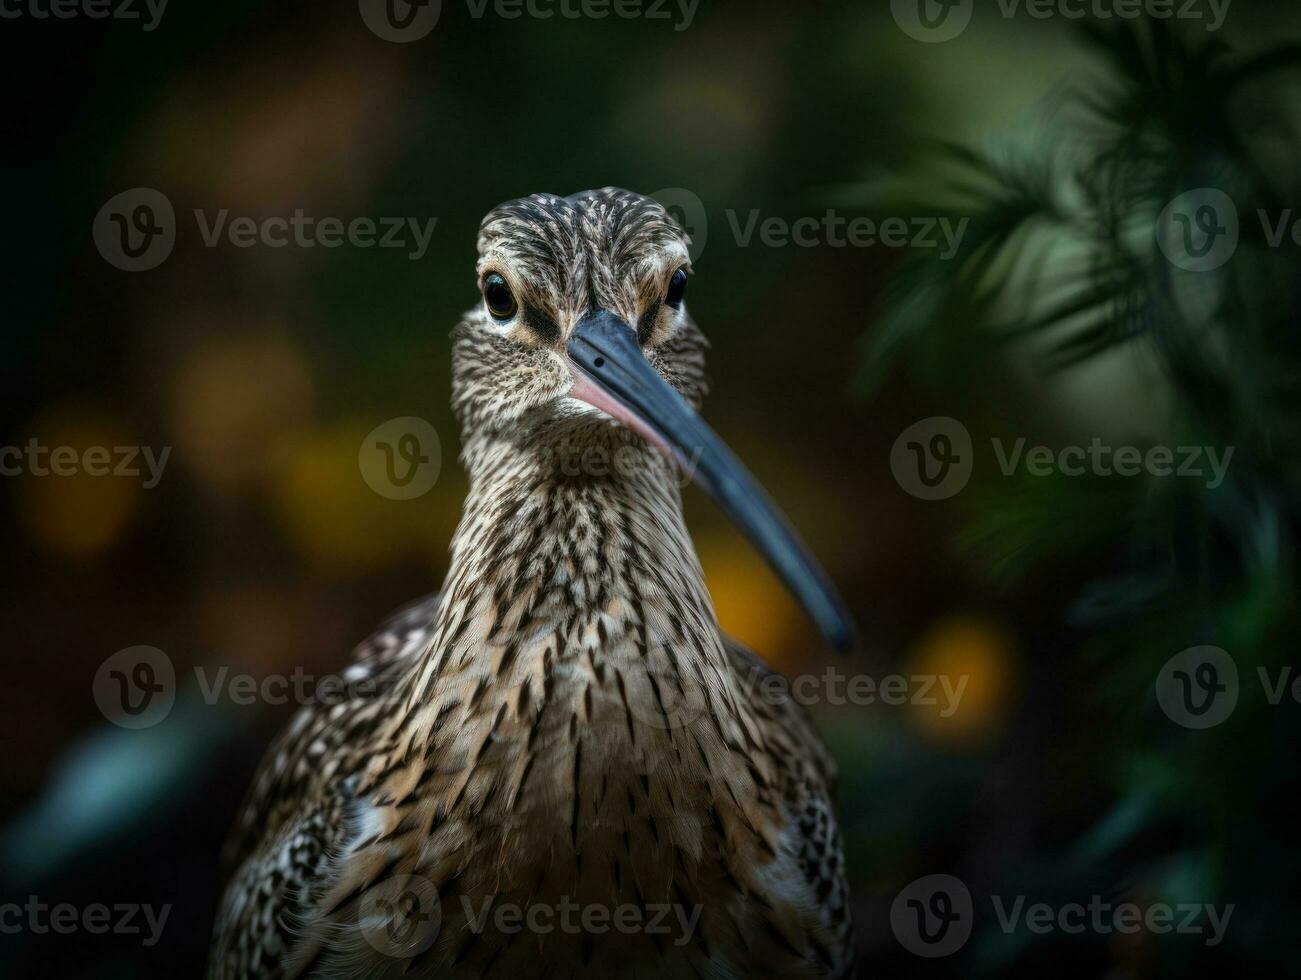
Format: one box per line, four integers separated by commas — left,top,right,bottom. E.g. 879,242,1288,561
567,310,857,653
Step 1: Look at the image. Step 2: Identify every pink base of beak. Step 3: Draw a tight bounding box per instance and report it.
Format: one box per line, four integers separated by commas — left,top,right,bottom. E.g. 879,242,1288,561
567,363,679,462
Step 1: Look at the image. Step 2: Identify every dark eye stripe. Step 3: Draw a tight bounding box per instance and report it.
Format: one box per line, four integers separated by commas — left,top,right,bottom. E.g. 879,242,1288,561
524,308,560,345
637,299,662,345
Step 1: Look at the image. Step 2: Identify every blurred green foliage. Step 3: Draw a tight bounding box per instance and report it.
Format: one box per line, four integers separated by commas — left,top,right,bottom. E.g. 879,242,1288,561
858,19,1301,976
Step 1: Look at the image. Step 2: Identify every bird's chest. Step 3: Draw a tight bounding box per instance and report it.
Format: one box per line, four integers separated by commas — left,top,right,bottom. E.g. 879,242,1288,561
352,639,776,975
413,641,722,874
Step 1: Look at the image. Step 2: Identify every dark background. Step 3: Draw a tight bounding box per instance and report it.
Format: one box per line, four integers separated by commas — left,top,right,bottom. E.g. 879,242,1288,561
2,0,1299,976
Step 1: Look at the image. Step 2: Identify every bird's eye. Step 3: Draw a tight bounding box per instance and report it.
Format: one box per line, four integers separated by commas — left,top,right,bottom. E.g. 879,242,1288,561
666,268,688,308
483,273,517,320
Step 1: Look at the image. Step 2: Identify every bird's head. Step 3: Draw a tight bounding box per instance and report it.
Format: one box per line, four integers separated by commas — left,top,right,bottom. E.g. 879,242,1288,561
452,187,705,436
451,187,855,652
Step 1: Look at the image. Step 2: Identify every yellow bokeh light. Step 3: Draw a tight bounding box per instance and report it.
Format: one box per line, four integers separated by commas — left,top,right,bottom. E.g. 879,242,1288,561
170,333,315,494
905,615,1018,745
13,410,140,559
697,530,806,670
269,422,455,574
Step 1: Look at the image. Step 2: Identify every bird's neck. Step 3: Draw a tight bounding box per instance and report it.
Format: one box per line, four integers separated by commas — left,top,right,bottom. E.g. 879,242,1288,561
401,426,728,717
353,431,786,939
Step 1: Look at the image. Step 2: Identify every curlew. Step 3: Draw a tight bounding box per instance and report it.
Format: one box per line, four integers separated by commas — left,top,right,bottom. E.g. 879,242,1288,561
209,188,856,979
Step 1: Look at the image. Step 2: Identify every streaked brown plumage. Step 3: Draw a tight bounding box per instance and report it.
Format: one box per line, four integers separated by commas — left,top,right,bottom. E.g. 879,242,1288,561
209,188,854,979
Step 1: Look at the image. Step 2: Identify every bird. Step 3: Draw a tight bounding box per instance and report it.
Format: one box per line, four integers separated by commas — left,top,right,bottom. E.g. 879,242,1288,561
208,188,857,979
